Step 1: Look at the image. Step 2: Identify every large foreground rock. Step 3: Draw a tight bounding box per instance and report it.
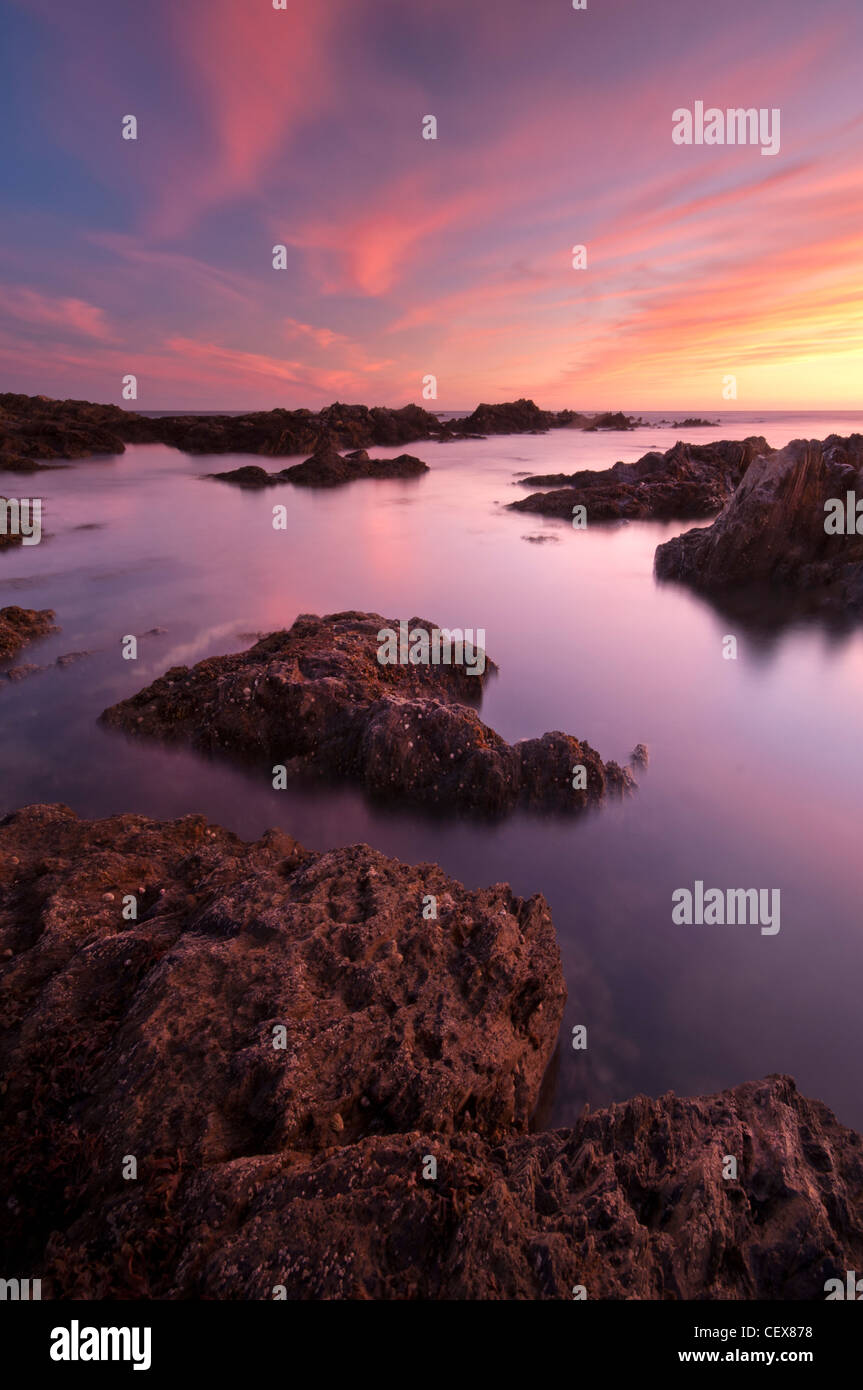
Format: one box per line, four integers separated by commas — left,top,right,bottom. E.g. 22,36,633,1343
655,435,863,614
100,611,636,816
511,437,772,522
15,1062,863,1297
0,804,565,1285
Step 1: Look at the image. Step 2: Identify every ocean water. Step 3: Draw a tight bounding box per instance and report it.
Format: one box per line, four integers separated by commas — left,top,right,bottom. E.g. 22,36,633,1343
2,409,863,1130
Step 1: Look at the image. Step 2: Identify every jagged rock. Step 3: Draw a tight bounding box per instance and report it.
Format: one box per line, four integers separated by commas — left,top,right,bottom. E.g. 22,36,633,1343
511,438,772,522
0,606,57,659
586,411,639,431
446,399,555,435
0,393,129,463
655,435,863,614
0,393,644,463
442,400,638,437
163,1076,863,1301
0,804,565,1289
0,393,448,462
99,611,636,816
25,1067,863,1299
629,743,649,769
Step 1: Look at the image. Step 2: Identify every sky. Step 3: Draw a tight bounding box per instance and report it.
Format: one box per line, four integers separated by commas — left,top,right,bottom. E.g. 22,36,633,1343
1,0,862,411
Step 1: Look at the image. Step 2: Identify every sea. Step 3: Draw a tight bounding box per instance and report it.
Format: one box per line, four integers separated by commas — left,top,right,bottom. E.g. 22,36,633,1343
2,408,863,1130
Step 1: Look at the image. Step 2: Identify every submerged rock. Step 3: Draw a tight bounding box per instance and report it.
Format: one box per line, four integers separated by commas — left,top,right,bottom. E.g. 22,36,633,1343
99,611,636,816
212,446,430,489
0,803,565,1291
511,437,773,522
655,435,863,614
283,446,429,487
0,606,57,660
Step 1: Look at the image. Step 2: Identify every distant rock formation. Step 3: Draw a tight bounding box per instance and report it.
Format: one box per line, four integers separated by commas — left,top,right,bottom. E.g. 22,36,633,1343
211,445,429,488
0,606,57,660
655,435,863,614
1,393,647,465
441,399,638,436
511,437,772,522
0,393,447,464
100,611,636,816
0,393,130,468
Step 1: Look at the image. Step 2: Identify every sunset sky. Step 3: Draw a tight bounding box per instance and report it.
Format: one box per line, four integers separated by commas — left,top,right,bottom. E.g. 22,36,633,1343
2,0,862,411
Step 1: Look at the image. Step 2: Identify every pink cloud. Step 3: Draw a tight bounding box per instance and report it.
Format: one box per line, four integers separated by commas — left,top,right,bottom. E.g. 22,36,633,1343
0,286,114,341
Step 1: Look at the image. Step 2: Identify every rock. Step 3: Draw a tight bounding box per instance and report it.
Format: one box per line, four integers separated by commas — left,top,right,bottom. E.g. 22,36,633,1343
287,446,429,488
0,803,566,1292
18,1063,863,1298
208,464,281,487
0,393,644,463
2,663,46,682
0,393,129,464
211,447,429,489
511,438,773,522
99,611,636,816
629,743,649,769
654,435,863,615
446,399,554,435
0,393,448,463
442,400,639,437
54,651,93,667
0,606,58,660
588,411,638,431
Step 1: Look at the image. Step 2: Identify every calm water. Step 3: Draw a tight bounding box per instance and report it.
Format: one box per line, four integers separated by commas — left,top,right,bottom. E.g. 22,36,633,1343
3,409,863,1131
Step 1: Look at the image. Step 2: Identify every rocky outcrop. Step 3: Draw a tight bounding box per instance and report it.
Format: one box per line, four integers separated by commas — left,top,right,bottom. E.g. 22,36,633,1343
0,803,565,1291
511,438,772,522
0,606,57,659
154,1075,859,1301
99,611,635,816
0,393,447,463
0,393,130,466
1,808,859,1300
0,393,644,463
211,446,429,489
441,399,638,437
655,436,863,614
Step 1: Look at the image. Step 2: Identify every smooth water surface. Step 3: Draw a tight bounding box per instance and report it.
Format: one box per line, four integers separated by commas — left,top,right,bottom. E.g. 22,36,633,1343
2,409,863,1129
